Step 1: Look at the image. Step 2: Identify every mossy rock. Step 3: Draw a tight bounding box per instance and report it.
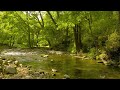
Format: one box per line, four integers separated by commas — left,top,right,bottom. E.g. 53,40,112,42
4,65,17,74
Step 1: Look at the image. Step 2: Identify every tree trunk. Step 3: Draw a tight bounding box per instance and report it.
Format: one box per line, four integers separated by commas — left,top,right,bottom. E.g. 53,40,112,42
88,13,99,57
31,32,34,48
73,23,82,54
36,32,39,47
26,11,31,48
9,36,12,47
11,36,15,47
56,11,59,18
28,27,31,48
46,39,51,47
39,11,44,28
78,23,82,50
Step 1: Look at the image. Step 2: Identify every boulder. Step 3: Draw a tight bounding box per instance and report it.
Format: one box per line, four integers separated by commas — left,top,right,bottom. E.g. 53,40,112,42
4,66,17,74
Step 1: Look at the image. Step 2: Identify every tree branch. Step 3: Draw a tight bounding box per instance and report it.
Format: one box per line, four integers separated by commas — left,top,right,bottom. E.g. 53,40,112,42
47,11,58,27
39,11,44,28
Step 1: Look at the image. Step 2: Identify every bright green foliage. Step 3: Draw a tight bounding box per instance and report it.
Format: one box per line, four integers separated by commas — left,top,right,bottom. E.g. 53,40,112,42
106,31,120,52
0,11,120,60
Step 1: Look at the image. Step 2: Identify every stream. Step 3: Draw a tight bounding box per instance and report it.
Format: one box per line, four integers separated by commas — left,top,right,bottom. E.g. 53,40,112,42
1,48,120,79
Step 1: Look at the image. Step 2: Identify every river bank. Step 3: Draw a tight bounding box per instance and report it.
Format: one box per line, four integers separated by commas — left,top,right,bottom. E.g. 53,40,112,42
0,48,120,79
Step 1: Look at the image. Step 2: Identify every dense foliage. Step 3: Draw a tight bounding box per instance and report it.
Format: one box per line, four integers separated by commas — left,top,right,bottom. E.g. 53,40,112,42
0,11,120,60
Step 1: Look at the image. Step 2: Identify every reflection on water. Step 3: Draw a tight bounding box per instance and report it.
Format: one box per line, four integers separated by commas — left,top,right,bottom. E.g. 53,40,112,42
1,50,120,79
41,54,120,79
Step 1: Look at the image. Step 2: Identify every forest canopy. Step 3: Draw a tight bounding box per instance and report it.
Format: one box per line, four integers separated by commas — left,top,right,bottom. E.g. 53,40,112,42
0,11,120,59
0,11,120,79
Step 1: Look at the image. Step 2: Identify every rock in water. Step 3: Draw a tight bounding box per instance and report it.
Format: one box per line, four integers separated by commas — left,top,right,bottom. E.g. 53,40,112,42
52,69,57,72
64,74,70,79
24,75,32,79
4,66,17,74
52,73,56,76
19,64,23,67
51,59,54,62
43,55,48,58
14,60,19,66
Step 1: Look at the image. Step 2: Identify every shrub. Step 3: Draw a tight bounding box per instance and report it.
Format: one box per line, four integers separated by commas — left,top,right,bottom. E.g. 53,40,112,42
106,31,120,52
87,48,97,59
105,31,120,60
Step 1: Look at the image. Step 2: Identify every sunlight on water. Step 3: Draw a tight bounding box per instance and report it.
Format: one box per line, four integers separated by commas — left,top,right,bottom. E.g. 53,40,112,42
3,51,37,56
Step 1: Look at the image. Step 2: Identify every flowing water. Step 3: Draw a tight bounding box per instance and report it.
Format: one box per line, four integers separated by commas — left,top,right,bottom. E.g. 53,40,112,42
1,49,120,79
